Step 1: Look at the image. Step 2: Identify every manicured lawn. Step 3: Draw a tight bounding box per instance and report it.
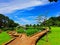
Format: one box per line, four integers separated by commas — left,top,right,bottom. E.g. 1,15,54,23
0,32,11,45
37,27,60,45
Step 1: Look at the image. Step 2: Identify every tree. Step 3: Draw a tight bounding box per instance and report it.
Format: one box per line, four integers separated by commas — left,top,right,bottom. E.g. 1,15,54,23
42,16,60,27
33,24,36,28
36,11,49,42
49,0,58,2
0,14,19,30
29,24,32,27
25,24,29,27
36,15,47,26
57,16,60,21
25,24,30,29
36,15,44,25
37,24,40,27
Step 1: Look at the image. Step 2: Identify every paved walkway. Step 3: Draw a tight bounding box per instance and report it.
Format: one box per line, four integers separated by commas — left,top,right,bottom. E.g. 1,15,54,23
6,29,49,45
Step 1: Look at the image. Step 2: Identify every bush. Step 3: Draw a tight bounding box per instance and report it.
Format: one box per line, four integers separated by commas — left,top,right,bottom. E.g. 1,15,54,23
0,29,2,33
25,28,40,36
1,27,15,31
17,28,25,33
17,27,44,36
1,28,8,31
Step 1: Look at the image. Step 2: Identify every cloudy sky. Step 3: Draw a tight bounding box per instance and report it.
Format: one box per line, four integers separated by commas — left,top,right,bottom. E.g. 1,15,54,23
0,0,60,25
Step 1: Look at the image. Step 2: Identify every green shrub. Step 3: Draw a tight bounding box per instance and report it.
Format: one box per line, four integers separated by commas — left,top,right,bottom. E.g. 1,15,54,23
17,28,25,33
1,27,15,31
17,27,44,36
1,28,7,31
25,29,40,36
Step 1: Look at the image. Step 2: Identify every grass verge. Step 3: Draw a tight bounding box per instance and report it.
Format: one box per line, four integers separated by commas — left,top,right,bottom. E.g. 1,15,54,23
37,27,60,45
0,32,11,45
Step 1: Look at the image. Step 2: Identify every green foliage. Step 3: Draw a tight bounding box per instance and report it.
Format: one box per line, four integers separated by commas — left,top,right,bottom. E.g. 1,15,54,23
25,24,30,27
17,26,43,36
25,28,40,36
1,28,8,31
33,24,36,28
1,27,15,31
0,14,19,31
49,0,58,2
41,16,60,27
17,28,25,33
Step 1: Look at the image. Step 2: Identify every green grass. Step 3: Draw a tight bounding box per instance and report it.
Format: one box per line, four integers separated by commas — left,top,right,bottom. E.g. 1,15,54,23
0,32,11,45
37,27,60,45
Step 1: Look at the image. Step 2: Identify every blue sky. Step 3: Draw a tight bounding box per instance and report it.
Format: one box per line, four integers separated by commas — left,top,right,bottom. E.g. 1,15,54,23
0,0,60,25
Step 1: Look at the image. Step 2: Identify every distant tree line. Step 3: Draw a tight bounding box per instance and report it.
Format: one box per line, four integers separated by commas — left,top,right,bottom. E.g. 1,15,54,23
0,14,19,30
25,24,43,30
41,16,60,27
25,24,40,28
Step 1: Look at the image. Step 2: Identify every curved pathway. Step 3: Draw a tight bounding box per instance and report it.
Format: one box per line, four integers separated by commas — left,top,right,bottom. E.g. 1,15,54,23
5,28,49,45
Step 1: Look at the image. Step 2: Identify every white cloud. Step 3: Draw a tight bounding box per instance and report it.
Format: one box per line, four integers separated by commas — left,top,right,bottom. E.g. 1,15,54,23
15,15,18,18
56,12,60,17
56,14,60,17
15,18,31,25
19,18,30,23
28,16,37,18
14,16,37,25
0,0,49,14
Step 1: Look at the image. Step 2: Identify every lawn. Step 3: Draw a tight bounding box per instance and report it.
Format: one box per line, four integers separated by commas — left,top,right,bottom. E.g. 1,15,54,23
37,27,60,45
0,32,11,45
